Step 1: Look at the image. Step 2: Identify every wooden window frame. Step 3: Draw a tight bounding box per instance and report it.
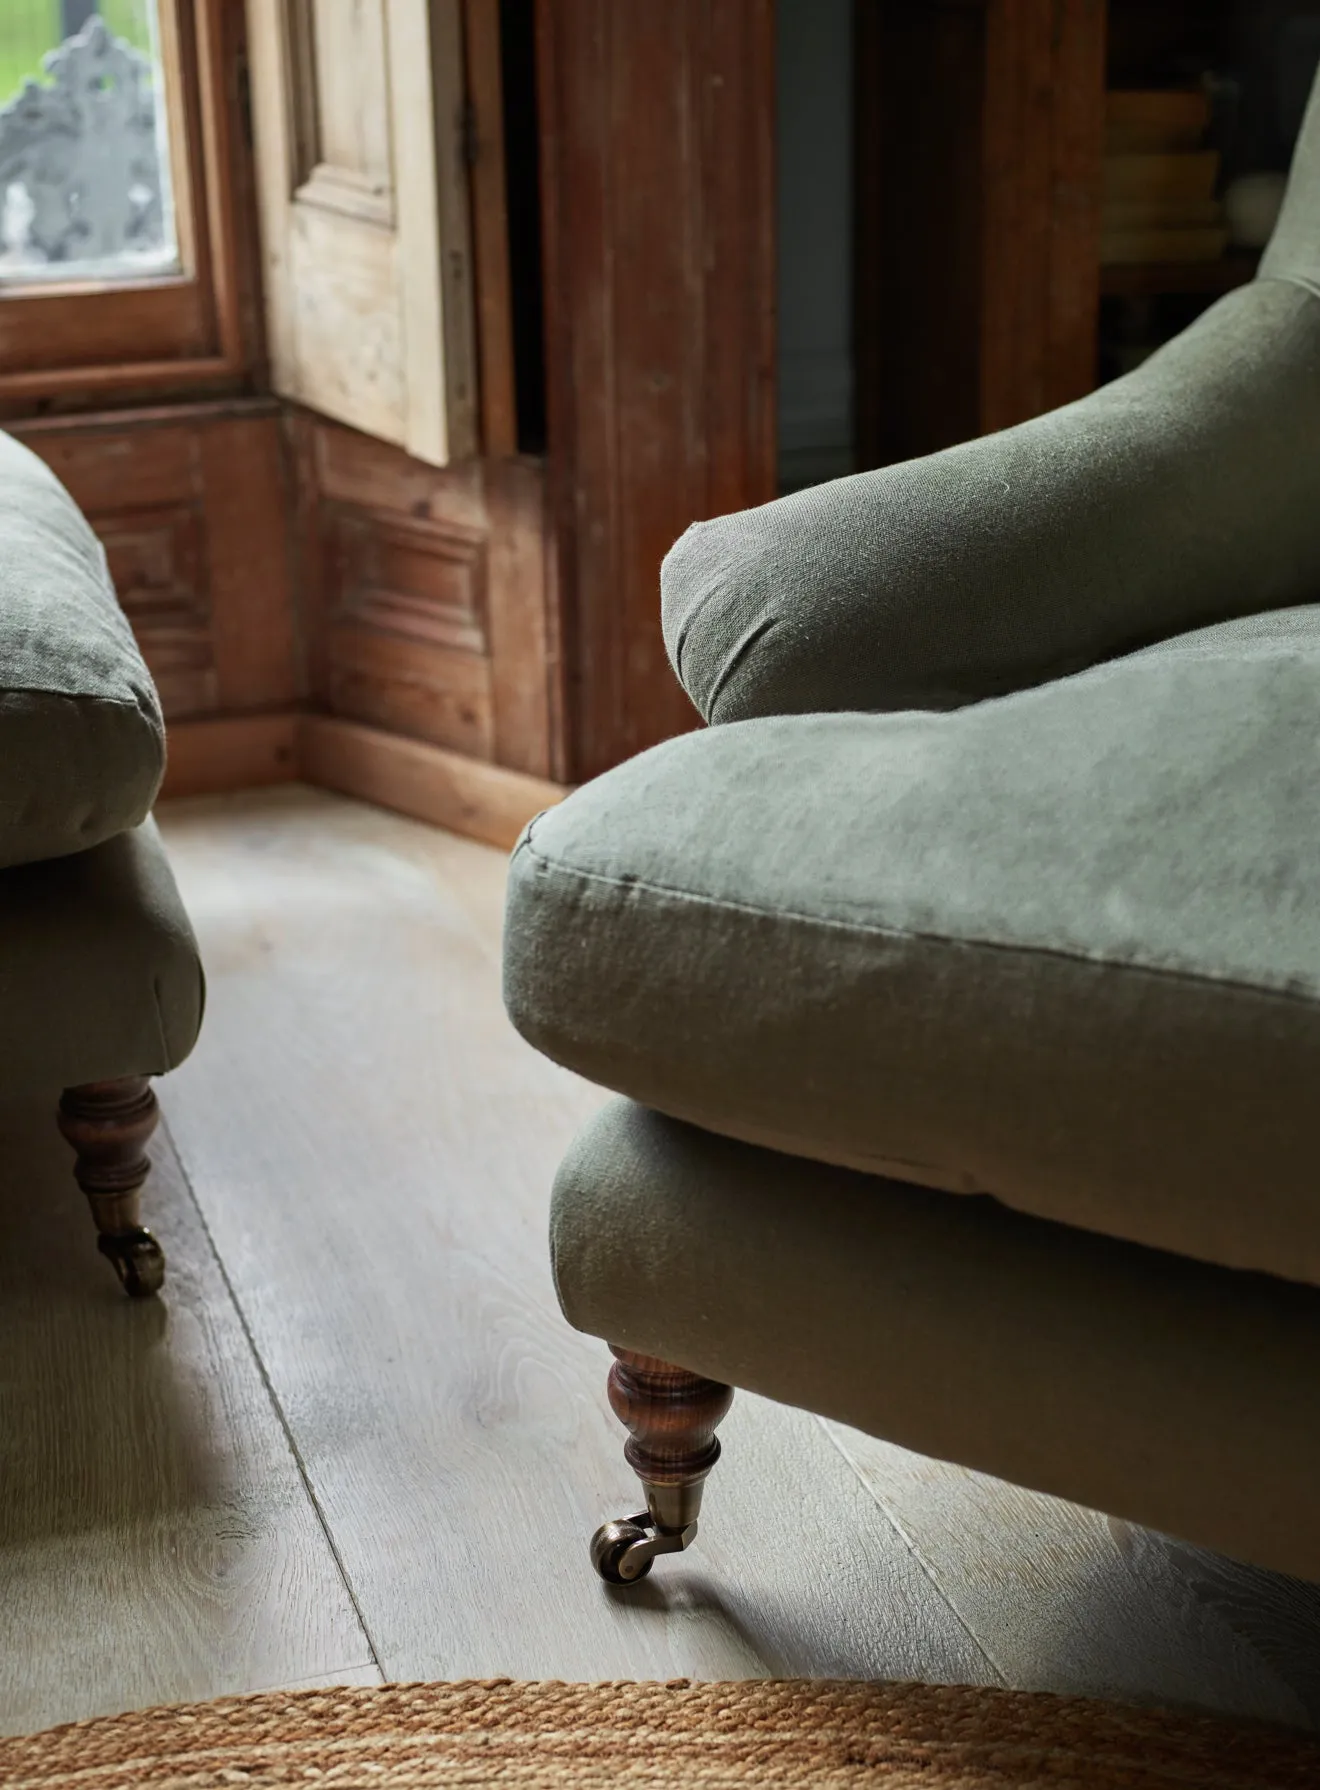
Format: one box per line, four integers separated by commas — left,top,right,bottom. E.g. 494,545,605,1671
0,0,258,410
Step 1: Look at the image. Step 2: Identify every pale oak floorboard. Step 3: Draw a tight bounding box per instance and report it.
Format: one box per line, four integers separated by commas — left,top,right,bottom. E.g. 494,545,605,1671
155,788,990,1686
0,1095,373,1737
823,1423,1320,1729
272,1664,387,1692
150,788,1320,1720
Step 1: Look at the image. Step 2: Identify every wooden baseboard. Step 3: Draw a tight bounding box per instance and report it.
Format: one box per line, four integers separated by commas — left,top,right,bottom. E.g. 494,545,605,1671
299,715,568,850
158,709,566,847
161,711,301,799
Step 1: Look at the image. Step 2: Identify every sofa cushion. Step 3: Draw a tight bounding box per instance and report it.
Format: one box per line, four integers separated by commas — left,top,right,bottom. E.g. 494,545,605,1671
0,817,204,1091
504,605,1320,1290
0,432,164,868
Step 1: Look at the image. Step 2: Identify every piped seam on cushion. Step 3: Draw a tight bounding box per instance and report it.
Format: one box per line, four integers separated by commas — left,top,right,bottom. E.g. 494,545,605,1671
519,822,1320,1013
0,686,158,710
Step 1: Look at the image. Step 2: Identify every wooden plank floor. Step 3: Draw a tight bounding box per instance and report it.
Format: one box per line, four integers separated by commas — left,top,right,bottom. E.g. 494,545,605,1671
3,785,1319,1735
0,1091,376,1737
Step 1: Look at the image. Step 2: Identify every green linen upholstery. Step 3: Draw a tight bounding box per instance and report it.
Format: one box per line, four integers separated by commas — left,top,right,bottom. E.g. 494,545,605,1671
504,603,1320,1289
0,817,204,1092
551,1099,1320,1585
661,81,1320,725
0,432,165,869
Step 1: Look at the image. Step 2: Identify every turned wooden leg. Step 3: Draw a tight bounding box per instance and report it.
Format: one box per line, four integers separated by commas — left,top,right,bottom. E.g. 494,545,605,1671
590,1346,734,1584
57,1078,164,1298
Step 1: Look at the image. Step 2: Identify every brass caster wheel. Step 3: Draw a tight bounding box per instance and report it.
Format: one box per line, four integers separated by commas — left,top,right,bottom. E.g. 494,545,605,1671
98,1228,166,1298
591,1518,654,1585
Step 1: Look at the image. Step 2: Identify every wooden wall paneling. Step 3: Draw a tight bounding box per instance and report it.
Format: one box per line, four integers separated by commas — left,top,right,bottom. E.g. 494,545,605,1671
980,0,1106,432
464,0,520,457
855,0,988,467
13,403,300,730
854,0,1105,466
536,0,777,782
98,501,216,718
700,0,778,524
294,416,495,759
484,455,557,779
1040,0,1107,413
292,413,560,780
161,713,302,799
196,413,302,714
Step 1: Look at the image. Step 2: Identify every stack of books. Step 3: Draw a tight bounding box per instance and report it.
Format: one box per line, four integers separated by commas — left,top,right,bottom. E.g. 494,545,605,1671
1102,90,1228,265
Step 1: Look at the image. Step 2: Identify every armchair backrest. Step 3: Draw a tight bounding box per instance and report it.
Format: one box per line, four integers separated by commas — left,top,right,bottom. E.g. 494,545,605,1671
1260,64,1320,294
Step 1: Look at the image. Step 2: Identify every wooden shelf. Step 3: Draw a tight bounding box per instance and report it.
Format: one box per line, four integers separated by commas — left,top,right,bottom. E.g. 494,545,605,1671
1100,254,1260,298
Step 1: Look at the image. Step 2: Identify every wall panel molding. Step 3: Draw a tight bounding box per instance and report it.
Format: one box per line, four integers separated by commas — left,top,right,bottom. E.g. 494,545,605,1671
291,411,559,780
14,400,300,725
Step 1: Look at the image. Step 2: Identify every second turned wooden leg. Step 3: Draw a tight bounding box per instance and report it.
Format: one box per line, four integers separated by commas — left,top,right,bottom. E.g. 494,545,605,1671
590,1347,734,1584
57,1078,164,1298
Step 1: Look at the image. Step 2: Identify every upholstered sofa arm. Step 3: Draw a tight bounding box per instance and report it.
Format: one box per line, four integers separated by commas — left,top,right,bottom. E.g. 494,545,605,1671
0,432,165,867
663,85,1320,725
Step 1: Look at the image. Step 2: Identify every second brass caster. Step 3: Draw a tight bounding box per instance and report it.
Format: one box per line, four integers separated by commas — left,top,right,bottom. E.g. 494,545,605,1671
590,1512,699,1585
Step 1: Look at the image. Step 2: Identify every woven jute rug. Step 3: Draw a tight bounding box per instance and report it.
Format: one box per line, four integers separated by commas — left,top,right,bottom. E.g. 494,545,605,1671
2,1678,1317,1789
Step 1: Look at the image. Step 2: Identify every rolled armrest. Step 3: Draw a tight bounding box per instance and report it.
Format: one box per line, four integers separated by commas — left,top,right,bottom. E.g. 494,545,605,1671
664,82,1320,724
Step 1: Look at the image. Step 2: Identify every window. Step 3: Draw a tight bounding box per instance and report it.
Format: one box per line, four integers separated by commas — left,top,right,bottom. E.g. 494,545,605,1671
0,0,253,409
0,3,179,285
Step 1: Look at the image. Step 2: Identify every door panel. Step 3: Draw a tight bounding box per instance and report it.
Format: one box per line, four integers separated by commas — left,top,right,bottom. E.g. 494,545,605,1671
246,0,477,465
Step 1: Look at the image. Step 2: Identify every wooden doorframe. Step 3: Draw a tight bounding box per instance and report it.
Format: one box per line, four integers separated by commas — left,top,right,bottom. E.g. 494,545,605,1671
535,0,778,784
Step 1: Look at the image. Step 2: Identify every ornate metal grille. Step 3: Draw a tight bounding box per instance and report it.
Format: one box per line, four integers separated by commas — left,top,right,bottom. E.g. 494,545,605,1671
0,6,178,281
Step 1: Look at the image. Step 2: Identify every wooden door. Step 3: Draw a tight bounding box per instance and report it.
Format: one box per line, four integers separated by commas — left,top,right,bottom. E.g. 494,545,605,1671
245,0,478,466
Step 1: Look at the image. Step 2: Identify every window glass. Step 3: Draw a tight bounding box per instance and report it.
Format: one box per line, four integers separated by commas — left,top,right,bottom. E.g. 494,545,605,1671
0,2,179,284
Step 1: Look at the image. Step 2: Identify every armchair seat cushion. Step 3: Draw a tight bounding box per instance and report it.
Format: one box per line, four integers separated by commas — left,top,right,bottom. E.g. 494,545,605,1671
505,604,1320,1291
0,432,165,869
0,817,204,1092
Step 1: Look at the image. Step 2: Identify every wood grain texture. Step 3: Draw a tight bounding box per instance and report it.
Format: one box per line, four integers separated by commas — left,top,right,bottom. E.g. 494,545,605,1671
272,1664,387,1692
14,403,300,724
823,1423,1320,1728
980,0,1106,431
153,788,990,1685
291,413,557,778
0,1094,371,1738
246,0,476,464
607,1350,734,1491
57,1077,165,1300
484,455,559,778
7,785,1310,1721
298,715,564,850
161,712,301,799
536,0,776,780
855,0,1105,464
464,0,520,457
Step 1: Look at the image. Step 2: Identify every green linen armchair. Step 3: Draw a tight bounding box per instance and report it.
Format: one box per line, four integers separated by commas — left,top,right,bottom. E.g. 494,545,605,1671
503,75,1320,1587
0,431,203,1296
